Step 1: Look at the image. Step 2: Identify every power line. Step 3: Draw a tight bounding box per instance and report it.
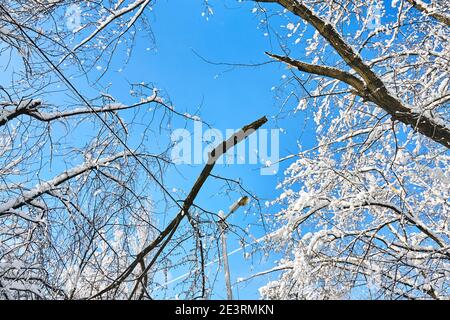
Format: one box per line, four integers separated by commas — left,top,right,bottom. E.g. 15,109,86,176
0,5,182,210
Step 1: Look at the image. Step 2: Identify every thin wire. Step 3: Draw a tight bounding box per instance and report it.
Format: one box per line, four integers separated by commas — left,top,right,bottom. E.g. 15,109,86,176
0,5,182,209
154,229,276,291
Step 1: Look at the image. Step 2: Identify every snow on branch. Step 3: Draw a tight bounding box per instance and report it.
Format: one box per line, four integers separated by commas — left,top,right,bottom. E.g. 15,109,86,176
0,152,131,217
258,0,450,149
405,0,450,26
0,91,160,126
72,0,152,52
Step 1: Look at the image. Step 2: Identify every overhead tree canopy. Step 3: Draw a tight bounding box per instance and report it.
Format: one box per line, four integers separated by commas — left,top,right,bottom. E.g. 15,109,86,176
0,0,448,300
251,0,449,300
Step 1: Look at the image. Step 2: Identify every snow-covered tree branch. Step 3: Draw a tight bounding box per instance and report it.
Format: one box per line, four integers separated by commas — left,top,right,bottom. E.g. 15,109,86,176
251,0,449,300
1,0,448,301
257,0,450,149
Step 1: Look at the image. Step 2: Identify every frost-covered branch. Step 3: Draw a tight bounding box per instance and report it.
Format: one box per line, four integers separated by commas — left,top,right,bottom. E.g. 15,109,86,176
0,152,131,216
405,0,450,26
265,52,366,94
72,0,152,52
258,0,450,149
0,92,159,126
